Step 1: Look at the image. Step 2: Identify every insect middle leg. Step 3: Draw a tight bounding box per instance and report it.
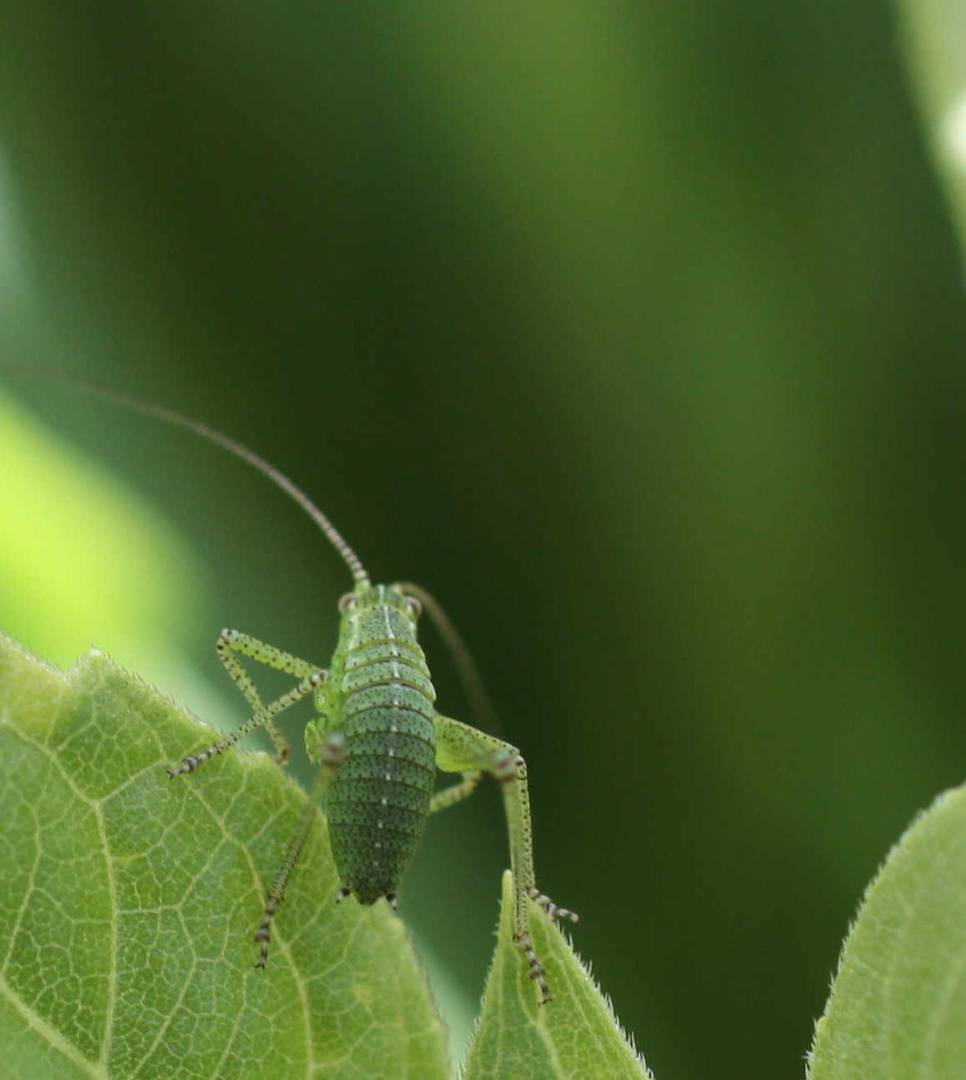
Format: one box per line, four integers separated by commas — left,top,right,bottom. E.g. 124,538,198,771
216,628,323,764
254,731,346,966
429,770,483,813
432,714,578,1003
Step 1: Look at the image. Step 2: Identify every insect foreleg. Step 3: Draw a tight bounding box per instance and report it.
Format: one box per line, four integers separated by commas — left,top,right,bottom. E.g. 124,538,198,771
432,714,578,1003
217,628,323,764
167,667,326,778
255,732,346,967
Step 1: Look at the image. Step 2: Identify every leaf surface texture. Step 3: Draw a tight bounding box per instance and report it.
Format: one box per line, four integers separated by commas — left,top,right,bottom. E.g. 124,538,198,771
0,634,449,1079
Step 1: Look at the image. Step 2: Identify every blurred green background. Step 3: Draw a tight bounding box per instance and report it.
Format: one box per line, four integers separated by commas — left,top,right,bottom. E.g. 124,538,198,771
2,4,966,1078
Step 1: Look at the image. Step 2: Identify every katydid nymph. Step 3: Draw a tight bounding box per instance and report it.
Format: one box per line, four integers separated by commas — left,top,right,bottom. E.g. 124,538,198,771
77,386,579,1003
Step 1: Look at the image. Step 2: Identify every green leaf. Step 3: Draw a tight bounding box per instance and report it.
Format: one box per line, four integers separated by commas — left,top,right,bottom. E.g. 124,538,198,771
899,0,966,256
808,785,966,1079
0,633,449,1079
463,872,650,1080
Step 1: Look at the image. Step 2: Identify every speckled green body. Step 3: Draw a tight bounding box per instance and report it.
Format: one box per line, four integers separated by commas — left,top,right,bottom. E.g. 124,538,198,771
316,584,437,905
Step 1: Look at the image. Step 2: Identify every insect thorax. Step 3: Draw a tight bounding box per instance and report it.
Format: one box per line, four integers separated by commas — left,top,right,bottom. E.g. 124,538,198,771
323,584,437,905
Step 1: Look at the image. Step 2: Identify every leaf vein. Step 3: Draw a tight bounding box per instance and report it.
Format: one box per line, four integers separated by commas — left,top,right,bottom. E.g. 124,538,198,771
0,970,108,1080
190,780,317,1076
128,909,201,1077
0,801,41,974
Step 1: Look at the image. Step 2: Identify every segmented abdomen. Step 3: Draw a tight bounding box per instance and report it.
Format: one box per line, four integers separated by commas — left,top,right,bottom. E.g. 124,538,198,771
326,605,437,904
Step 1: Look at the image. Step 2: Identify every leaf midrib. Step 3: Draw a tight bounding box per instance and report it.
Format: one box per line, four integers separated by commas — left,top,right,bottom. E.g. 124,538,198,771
0,969,108,1079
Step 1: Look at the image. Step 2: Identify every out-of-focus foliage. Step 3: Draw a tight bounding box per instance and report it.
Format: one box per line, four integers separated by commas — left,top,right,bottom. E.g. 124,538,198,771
2,4,966,1078
0,393,197,676
808,784,966,1079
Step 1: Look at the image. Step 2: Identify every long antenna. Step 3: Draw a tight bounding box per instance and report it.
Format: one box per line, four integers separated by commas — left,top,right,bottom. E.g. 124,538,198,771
53,374,370,587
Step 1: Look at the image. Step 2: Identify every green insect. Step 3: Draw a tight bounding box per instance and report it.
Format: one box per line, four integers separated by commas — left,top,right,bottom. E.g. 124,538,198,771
92,387,578,1003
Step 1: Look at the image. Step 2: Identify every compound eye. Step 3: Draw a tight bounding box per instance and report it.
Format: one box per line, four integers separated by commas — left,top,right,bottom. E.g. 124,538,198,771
338,592,356,614
405,595,422,619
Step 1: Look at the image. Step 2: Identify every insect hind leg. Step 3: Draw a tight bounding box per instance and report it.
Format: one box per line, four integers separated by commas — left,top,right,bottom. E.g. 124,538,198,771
525,887,578,924
432,713,578,1004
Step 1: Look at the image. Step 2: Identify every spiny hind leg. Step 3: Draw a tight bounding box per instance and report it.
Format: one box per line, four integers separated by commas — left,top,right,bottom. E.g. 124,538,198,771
433,714,578,1003
168,667,326,778
217,628,323,764
255,731,345,966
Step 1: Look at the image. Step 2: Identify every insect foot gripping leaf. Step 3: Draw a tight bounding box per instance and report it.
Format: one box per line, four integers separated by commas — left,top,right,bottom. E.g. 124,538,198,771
463,872,651,1080
808,784,966,1080
0,632,448,1080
